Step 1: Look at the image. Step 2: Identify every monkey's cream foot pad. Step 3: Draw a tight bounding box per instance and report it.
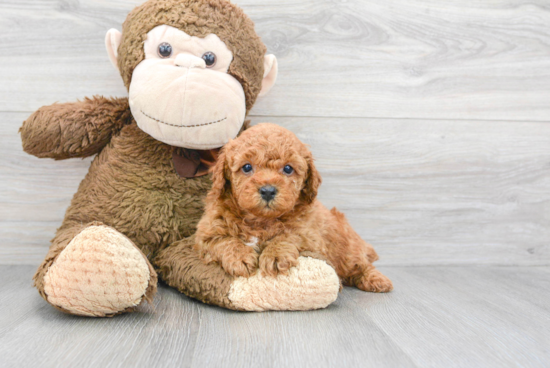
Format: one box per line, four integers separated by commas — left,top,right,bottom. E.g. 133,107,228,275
43,225,152,317
228,256,340,311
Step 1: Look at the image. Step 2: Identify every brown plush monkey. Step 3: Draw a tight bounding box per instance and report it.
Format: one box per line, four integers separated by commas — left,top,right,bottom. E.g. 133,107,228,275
20,0,340,317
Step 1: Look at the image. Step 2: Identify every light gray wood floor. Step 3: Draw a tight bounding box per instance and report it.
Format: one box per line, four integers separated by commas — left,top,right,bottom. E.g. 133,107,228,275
1,265,549,368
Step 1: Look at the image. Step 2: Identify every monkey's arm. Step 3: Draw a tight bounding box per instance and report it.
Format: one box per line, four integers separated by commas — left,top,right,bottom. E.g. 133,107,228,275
154,235,341,312
20,96,131,160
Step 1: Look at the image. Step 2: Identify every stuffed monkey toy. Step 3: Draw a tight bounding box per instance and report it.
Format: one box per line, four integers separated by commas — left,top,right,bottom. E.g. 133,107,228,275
20,0,340,316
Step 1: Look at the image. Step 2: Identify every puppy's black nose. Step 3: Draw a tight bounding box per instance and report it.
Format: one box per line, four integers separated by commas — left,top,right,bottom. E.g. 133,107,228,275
259,186,277,202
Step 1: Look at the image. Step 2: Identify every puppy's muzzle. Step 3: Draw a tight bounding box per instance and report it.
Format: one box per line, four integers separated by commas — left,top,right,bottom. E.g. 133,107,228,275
259,186,277,202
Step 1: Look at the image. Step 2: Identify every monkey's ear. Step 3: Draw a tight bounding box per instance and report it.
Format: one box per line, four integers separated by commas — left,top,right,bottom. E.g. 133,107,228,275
258,54,278,97
105,29,122,71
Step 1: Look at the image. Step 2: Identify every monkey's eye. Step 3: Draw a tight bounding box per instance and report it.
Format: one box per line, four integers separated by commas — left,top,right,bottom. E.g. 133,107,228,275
158,42,172,58
202,52,217,67
283,165,294,175
242,164,253,174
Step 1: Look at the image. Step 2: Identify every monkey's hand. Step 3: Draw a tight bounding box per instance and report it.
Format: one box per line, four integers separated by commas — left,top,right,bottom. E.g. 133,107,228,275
20,96,131,160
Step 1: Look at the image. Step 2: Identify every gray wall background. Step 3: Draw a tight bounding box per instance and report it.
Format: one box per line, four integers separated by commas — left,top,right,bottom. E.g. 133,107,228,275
1,0,549,266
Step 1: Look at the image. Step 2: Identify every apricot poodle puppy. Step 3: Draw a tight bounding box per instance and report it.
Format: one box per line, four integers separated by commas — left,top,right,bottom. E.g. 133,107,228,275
194,123,393,292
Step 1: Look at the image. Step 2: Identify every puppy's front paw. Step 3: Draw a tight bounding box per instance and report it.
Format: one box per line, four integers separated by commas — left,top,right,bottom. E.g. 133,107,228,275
358,269,393,293
221,247,259,278
259,248,299,277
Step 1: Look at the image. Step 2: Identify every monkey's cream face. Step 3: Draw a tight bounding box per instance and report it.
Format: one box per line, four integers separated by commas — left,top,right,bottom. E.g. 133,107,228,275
129,25,246,149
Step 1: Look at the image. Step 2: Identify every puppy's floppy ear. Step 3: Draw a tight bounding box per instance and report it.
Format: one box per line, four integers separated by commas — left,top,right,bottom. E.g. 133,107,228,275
300,153,322,204
209,150,230,200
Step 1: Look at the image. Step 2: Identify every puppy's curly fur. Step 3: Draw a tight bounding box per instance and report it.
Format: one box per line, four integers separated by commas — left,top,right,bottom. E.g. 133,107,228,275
195,123,393,292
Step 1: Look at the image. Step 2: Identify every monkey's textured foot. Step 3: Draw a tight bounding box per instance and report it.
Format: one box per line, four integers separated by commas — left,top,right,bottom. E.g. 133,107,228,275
228,256,340,311
42,225,157,317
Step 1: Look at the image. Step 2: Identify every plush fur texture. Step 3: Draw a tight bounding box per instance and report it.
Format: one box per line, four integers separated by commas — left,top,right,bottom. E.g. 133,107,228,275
20,96,132,160
27,113,214,309
195,124,393,292
118,0,266,112
155,236,340,311
21,0,341,315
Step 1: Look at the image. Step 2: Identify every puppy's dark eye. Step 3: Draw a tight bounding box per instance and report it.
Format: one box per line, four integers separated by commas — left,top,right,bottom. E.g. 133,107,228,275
158,42,172,58
283,165,294,175
242,164,253,174
202,52,216,67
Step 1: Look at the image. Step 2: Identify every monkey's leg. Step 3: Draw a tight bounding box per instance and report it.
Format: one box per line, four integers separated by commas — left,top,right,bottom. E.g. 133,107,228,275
34,222,157,317
153,237,341,312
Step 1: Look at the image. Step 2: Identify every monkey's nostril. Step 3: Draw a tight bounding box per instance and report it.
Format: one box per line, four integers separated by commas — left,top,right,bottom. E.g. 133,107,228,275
259,186,277,201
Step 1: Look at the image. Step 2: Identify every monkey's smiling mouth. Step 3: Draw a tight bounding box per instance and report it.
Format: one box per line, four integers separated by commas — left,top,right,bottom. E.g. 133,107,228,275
140,110,227,128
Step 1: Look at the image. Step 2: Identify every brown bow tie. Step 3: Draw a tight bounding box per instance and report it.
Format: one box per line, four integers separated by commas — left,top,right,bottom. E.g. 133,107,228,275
172,148,220,178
